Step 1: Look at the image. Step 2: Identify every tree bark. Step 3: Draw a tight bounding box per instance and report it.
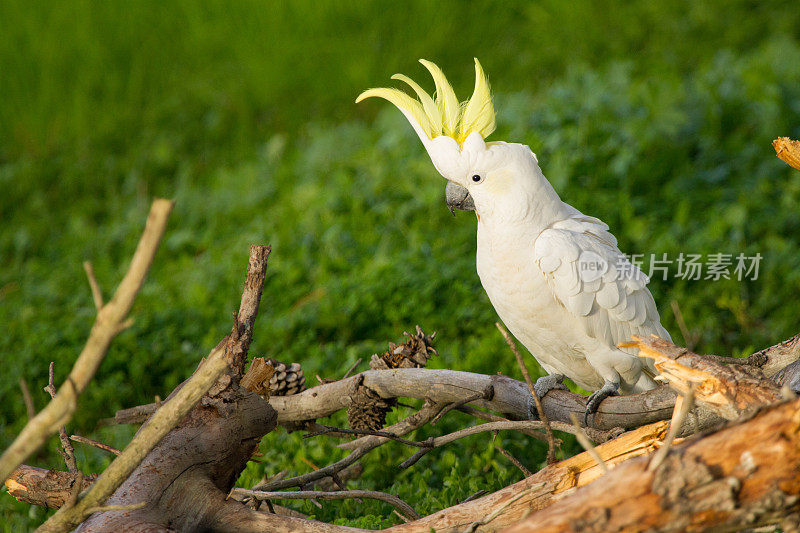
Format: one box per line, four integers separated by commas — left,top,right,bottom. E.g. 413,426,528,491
501,397,800,533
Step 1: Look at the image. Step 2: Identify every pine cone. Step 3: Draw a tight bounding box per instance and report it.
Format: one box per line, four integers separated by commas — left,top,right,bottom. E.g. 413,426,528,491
370,325,437,370
347,384,395,431
266,358,306,396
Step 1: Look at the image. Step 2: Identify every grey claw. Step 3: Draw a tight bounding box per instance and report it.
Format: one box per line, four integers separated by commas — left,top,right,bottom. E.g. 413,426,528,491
584,381,620,426
533,374,567,400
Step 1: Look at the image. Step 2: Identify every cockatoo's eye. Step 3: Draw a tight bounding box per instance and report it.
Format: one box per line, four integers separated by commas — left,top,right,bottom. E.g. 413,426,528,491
471,173,484,184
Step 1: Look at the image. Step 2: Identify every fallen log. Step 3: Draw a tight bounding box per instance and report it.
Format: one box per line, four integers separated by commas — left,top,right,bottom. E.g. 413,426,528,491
502,396,800,533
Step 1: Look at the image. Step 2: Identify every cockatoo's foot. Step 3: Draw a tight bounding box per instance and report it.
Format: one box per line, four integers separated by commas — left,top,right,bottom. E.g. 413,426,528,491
584,381,620,425
533,374,567,400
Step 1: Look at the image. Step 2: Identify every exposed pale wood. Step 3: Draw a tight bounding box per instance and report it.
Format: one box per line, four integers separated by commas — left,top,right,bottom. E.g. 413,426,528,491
628,335,783,419
386,421,670,532
241,357,275,397
502,397,800,533
4,465,97,509
774,136,800,171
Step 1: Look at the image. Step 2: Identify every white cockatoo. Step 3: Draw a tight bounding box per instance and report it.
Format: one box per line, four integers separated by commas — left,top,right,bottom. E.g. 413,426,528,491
357,59,671,420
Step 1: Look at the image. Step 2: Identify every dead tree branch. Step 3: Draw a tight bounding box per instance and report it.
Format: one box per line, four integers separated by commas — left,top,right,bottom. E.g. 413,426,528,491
496,321,558,464
387,420,671,532
0,198,173,484
38,244,270,532
501,397,800,533
774,136,800,171
231,489,420,521
69,435,120,456
4,465,97,509
111,329,800,434
628,335,783,419
44,363,77,474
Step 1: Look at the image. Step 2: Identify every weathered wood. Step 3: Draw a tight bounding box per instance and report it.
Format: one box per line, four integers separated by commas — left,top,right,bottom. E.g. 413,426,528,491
774,137,800,171
385,421,670,532
114,330,800,432
629,335,783,420
75,386,276,531
501,397,800,533
4,465,97,509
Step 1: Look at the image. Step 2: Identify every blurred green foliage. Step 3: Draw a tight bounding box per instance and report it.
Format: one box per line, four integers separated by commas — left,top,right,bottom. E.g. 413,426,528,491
2,0,800,529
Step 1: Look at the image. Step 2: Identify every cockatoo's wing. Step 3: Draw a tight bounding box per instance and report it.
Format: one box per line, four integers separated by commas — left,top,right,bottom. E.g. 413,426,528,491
533,216,671,352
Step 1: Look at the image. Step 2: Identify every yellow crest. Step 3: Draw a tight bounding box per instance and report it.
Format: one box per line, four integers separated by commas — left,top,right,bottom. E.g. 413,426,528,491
357,58,496,145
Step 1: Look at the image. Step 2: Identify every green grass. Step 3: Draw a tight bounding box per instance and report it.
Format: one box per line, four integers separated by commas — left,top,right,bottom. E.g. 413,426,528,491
2,1,800,529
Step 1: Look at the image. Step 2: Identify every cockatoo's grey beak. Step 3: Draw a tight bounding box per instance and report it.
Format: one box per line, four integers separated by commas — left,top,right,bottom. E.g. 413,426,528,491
445,181,475,215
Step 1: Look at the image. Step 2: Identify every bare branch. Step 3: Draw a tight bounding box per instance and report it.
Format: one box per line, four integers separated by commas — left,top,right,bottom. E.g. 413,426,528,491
232,489,420,521
495,443,532,477
399,420,551,469
430,387,492,426
4,465,97,509
38,244,270,532
82,261,103,311
569,413,608,474
19,377,35,420
670,299,699,351
257,402,443,491
341,358,362,381
455,405,552,443
304,424,426,447
44,362,77,474
69,435,120,456
628,335,782,419
496,321,559,464
648,383,694,472
0,198,173,484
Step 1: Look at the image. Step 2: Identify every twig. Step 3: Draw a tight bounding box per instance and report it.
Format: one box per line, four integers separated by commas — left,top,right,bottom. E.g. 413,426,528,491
496,322,559,464
83,261,103,311
231,489,420,521
337,401,444,450
38,243,270,533
0,199,173,485
305,424,425,447
670,300,698,351
19,378,35,420
298,456,320,471
69,435,121,456
258,402,443,491
648,383,695,472
65,471,84,509
466,483,544,532
431,387,492,426
460,490,489,504
399,420,550,469
569,413,608,474
495,443,532,476
341,358,362,380
44,363,78,474
457,405,550,443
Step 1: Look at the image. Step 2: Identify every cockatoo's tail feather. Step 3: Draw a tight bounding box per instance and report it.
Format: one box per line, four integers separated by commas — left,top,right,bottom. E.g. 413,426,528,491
356,58,495,145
